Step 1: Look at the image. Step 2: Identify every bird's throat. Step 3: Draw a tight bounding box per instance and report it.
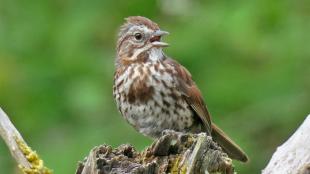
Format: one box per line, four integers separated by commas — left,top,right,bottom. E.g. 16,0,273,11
118,47,164,67
148,48,164,62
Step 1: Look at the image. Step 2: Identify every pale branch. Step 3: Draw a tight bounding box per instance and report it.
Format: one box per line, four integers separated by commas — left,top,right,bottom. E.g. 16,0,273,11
76,130,234,174
0,107,32,168
0,107,51,174
263,115,310,174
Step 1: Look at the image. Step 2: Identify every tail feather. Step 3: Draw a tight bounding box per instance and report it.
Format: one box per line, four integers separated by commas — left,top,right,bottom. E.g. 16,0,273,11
211,123,249,162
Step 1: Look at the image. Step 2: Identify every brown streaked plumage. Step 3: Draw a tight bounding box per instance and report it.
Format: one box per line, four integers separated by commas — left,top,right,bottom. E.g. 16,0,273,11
113,16,248,162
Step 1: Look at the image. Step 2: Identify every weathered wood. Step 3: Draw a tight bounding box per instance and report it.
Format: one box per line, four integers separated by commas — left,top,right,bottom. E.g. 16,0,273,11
263,115,310,174
2,106,310,173
0,107,52,174
76,130,233,174
0,108,32,169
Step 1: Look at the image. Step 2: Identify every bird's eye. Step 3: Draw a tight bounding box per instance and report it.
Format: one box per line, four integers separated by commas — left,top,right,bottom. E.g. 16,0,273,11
134,33,143,41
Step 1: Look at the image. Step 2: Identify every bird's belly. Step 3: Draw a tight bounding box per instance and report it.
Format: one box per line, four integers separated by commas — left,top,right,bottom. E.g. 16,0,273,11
114,63,199,138
124,92,194,138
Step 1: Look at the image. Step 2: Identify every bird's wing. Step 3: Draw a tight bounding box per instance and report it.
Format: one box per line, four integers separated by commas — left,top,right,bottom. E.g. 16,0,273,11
164,58,212,135
163,58,249,162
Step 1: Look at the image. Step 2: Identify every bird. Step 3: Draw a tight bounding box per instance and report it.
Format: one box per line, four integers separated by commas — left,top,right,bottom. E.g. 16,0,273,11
113,16,248,162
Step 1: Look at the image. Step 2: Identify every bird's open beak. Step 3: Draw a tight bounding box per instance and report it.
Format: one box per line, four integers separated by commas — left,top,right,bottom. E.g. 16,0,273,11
150,30,169,47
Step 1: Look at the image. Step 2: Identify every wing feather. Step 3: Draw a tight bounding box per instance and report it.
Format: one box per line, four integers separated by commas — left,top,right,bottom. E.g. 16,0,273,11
164,58,249,162
164,58,212,135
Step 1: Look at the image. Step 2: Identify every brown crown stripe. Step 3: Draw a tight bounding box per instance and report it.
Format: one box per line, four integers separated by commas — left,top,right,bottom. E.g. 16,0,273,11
125,16,159,30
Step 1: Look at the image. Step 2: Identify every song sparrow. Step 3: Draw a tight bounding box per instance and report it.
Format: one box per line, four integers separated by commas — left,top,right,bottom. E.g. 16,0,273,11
113,16,248,162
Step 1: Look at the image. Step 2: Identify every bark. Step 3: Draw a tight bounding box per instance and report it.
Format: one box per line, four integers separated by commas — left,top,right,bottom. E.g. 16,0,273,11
76,130,233,174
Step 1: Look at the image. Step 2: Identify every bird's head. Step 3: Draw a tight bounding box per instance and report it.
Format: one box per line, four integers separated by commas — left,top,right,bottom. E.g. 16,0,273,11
116,16,169,66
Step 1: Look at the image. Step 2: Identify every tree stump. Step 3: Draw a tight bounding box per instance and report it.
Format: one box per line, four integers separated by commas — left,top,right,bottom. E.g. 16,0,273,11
76,130,233,174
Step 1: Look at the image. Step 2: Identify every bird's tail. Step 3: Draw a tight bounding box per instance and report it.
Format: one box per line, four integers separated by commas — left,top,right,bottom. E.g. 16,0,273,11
211,123,249,162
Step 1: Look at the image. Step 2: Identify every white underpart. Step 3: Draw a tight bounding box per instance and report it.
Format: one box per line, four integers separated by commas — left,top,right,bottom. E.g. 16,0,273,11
130,46,163,62
148,48,164,61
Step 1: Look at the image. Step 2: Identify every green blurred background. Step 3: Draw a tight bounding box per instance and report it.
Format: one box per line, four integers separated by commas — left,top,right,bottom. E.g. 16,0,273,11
0,0,309,173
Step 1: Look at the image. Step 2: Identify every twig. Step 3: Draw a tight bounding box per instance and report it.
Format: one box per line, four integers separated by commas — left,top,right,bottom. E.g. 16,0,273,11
0,108,32,168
